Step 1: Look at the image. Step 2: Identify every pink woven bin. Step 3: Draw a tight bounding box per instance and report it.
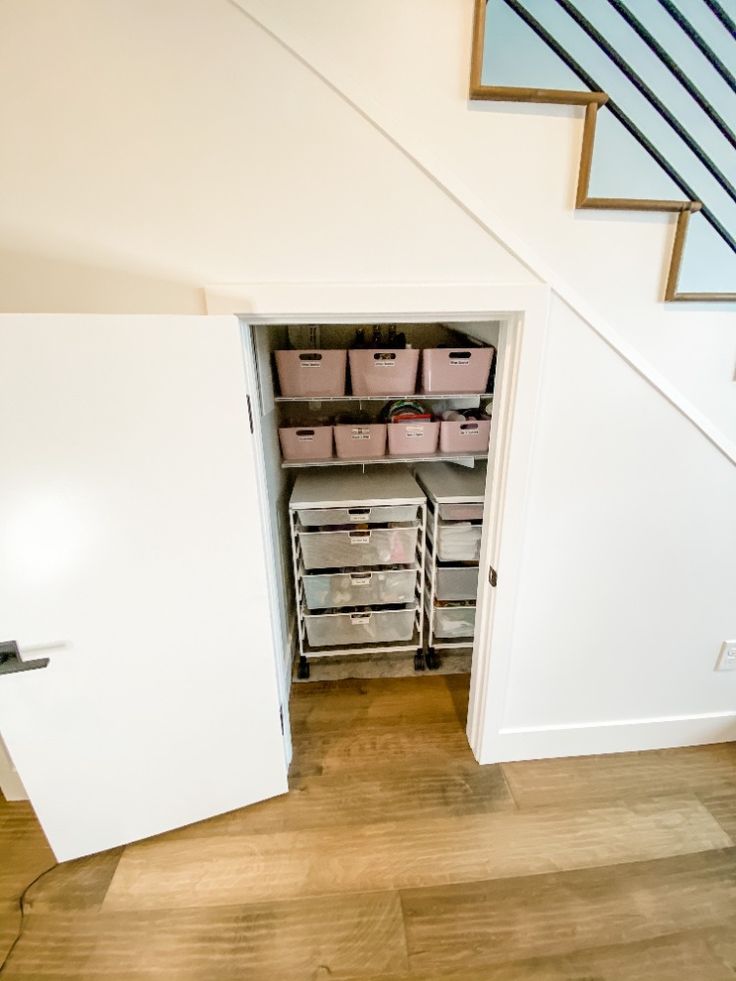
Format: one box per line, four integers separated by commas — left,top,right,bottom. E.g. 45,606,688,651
275,350,347,398
422,347,494,394
349,349,419,396
440,419,491,454
279,426,333,462
334,424,387,459
388,421,439,456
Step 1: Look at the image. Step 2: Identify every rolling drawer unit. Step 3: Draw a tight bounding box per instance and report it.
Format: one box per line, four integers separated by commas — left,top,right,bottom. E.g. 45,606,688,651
415,462,487,669
289,467,427,678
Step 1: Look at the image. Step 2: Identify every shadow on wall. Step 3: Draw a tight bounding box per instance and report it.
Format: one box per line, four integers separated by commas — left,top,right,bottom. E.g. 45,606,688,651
0,243,205,314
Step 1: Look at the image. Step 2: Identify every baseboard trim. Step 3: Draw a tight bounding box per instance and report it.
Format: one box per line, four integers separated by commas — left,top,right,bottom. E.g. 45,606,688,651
482,711,736,763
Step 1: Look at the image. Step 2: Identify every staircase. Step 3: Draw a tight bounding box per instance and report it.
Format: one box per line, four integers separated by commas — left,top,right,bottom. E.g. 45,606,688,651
470,0,736,302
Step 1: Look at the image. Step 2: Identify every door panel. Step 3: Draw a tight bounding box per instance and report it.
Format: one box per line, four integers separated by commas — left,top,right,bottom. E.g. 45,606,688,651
0,315,287,861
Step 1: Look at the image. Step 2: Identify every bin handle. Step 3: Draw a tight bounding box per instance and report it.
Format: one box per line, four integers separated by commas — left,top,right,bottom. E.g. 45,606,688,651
372,352,397,361
350,612,372,623
460,422,479,431
350,572,373,582
349,530,371,539
348,507,371,518
449,350,471,359
298,352,323,362
295,429,315,437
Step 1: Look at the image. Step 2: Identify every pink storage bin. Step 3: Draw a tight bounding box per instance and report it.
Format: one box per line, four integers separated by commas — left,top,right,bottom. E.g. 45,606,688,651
440,419,491,454
421,347,494,394
334,424,387,459
388,421,439,456
279,426,333,461
275,350,347,398
349,349,419,396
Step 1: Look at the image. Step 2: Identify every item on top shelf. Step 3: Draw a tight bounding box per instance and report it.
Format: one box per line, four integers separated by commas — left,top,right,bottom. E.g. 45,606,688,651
421,346,495,394
334,421,387,459
279,425,333,462
439,418,491,454
349,348,420,396
275,349,347,398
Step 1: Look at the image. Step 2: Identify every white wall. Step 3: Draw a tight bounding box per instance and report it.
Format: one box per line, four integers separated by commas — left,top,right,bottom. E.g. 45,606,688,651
235,0,736,447
483,294,736,760
0,0,734,764
0,0,534,315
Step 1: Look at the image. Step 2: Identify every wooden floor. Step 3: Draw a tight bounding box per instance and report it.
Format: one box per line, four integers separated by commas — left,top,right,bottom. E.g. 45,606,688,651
2,675,736,979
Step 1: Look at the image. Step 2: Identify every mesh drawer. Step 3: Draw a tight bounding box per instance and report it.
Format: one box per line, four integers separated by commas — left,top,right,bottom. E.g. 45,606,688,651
435,566,479,602
438,502,484,521
304,606,417,647
298,524,419,570
302,569,417,610
297,505,418,527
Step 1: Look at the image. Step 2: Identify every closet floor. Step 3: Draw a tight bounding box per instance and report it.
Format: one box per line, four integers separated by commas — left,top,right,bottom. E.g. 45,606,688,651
1,676,736,979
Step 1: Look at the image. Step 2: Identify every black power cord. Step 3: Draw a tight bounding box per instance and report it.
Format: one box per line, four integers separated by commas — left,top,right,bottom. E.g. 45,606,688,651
0,862,58,976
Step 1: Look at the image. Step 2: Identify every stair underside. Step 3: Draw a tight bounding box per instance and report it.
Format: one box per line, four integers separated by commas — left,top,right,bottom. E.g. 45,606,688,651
469,0,736,304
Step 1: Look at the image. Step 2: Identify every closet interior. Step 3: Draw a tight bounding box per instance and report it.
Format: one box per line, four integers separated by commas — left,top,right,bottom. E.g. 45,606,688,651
247,321,499,681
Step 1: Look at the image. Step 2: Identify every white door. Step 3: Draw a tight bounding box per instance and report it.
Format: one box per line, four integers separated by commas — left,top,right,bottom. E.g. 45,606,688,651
0,314,288,861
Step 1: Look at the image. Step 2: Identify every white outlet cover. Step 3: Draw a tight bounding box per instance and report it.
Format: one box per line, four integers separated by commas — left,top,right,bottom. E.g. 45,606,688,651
715,641,736,671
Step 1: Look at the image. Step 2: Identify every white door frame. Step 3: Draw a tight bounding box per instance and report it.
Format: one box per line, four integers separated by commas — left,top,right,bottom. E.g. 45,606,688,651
210,283,551,764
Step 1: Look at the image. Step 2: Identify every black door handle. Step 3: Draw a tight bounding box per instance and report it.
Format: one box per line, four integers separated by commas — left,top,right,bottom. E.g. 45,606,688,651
0,641,49,675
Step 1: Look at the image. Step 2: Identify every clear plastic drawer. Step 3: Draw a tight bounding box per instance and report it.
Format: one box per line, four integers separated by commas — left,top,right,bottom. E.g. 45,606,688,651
435,566,479,602
298,524,420,570
435,521,482,562
433,605,476,639
304,606,417,647
302,569,417,610
297,504,419,527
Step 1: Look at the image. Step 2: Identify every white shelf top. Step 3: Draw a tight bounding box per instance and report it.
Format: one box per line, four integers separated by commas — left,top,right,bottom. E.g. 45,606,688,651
290,466,425,509
414,461,489,504
282,452,488,470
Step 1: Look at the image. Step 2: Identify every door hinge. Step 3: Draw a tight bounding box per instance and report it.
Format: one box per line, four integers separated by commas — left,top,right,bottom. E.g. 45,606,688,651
488,566,498,588
246,394,254,435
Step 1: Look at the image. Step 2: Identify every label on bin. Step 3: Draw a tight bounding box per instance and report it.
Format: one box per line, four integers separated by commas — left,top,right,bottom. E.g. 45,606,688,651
350,575,371,585
349,534,370,544
296,431,315,441
459,425,479,435
405,426,425,438
351,428,371,440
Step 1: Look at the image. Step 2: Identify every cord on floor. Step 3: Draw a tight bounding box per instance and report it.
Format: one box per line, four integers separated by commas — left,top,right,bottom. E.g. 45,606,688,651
0,862,58,976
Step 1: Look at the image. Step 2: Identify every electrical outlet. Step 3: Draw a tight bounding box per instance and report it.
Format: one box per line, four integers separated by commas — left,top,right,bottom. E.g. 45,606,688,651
715,641,736,671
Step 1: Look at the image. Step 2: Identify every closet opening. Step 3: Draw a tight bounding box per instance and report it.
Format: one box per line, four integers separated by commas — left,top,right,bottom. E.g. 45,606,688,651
240,315,517,757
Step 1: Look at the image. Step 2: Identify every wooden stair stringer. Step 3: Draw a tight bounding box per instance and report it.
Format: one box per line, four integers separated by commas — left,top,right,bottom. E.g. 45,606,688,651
469,0,736,303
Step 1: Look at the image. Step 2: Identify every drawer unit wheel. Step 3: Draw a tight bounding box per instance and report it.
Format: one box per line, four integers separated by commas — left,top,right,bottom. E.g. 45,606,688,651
297,657,310,680
426,647,440,670
414,651,426,672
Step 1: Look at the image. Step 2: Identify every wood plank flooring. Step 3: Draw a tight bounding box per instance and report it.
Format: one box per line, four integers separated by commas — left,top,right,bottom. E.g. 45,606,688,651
1,674,736,979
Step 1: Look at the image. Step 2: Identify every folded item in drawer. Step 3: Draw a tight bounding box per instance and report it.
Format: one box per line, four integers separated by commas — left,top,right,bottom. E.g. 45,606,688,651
433,604,476,639
302,568,417,610
435,522,482,562
304,605,416,647
298,524,420,570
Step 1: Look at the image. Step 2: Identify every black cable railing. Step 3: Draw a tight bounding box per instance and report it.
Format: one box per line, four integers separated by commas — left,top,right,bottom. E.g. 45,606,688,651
656,0,736,94
499,0,736,258
703,0,736,38
606,0,736,151
504,0,736,253
555,0,736,209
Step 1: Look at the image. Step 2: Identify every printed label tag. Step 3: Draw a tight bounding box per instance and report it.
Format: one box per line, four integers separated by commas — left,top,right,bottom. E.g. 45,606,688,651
374,361,396,368
405,426,424,438
459,426,479,436
449,357,471,365
350,576,371,586
348,511,370,521
349,535,370,544
296,433,314,442
299,362,321,368
351,428,371,440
